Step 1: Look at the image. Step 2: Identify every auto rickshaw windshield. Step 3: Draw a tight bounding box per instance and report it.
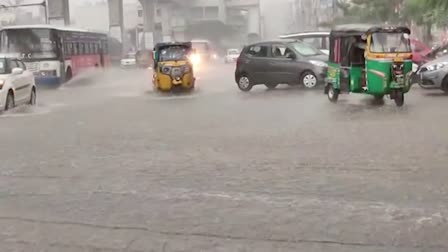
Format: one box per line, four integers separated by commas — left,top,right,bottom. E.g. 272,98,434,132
370,32,411,53
159,46,189,62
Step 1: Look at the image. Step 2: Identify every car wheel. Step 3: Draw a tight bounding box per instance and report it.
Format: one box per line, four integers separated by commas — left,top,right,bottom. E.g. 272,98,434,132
5,91,14,111
327,85,339,103
442,75,448,93
265,83,278,90
237,75,253,92
29,87,37,105
301,71,318,89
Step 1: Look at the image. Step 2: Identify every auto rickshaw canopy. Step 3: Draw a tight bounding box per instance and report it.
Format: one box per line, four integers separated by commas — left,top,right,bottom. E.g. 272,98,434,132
329,24,411,66
330,24,411,38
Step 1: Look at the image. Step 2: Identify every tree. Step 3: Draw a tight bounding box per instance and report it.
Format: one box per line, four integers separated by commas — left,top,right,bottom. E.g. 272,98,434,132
336,0,403,24
402,0,448,42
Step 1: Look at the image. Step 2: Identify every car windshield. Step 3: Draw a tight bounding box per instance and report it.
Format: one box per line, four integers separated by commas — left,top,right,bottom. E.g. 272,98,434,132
371,32,411,53
0,28,58,60
228,49,239,55
125,53,136,59
288,41,321,56
159,46,189,61
0,58,5,74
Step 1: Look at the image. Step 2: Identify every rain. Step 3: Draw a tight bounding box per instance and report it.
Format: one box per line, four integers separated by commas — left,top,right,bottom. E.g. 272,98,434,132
0,0,448,251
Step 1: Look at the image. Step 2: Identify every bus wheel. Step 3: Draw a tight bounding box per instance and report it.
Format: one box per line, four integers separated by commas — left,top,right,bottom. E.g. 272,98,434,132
65,68,73,82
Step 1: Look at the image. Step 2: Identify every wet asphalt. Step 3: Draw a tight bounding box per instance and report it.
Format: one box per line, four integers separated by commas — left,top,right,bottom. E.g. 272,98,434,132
1,62,448,251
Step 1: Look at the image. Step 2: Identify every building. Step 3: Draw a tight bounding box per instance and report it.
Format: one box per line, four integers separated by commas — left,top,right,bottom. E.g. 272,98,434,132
0,0,46,25
292,0,337,32
260,0,296,40
137,0,261,50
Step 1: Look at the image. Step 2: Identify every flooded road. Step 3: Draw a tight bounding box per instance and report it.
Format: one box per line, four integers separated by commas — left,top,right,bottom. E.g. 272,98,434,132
1,63,448,251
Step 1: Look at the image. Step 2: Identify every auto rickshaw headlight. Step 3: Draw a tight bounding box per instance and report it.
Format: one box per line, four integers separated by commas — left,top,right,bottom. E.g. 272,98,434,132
161,66,171,74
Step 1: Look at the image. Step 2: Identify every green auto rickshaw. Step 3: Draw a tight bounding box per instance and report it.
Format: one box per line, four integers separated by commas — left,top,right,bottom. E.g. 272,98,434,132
324,24,413,106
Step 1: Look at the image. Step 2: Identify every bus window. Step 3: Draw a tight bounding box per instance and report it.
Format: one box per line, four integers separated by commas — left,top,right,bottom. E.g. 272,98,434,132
74,42,79,55
79,43,85,55
67,43,73,56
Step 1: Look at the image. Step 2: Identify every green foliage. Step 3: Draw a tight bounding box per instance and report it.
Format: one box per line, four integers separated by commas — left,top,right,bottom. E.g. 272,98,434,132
336,0,448,25
402,0,448,27
336,0,403,23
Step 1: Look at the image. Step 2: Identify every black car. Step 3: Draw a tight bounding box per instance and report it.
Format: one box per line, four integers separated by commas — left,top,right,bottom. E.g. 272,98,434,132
234,41,328,91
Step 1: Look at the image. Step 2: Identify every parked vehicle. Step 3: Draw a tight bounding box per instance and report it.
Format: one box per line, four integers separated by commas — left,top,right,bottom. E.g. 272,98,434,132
235,40,328,91
411,39,432,65
280,31,330,55
135,49,152,68
325,25,413,107
425,42,448,60
224,49,240,63
0,57,36,111
153,42,195,92
416,54,448,93
0,25,109,87
120,52,137,68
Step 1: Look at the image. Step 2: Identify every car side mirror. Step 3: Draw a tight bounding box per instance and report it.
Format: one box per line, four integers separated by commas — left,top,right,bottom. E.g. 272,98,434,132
12,68,23,75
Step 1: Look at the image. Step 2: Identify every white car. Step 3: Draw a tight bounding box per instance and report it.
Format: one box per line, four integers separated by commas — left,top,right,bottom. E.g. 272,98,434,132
224,49,240,63
120,53,137,68
0,57,36,111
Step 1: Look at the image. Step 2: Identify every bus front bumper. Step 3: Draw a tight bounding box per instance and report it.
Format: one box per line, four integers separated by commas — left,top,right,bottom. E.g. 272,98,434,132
35,76,62,87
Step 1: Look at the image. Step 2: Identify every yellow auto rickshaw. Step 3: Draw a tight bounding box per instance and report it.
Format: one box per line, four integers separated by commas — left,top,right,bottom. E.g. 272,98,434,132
153,42,195,92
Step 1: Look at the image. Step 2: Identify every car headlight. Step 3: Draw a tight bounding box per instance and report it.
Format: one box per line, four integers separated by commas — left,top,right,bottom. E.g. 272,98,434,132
309,60,327,67
426,62,448,72
190,54,201,65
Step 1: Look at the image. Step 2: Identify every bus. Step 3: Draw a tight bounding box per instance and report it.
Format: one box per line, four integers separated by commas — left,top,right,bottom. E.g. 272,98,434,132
0,25,110,86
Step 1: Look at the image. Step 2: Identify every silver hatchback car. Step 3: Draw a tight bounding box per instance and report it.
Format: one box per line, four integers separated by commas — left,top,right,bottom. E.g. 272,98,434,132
417,54,448,93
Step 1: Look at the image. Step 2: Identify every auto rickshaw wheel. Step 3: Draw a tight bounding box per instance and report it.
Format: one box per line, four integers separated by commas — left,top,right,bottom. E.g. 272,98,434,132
327,85,339,103
393,90,404,107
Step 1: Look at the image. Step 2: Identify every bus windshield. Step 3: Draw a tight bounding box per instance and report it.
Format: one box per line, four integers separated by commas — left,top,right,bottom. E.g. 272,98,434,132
370,32,411,53
1,28,58,60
